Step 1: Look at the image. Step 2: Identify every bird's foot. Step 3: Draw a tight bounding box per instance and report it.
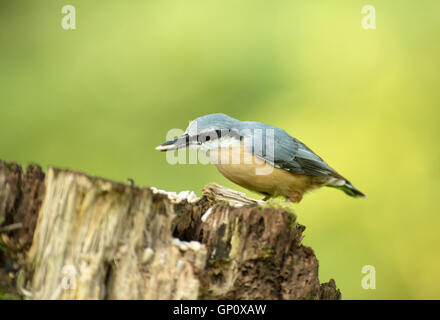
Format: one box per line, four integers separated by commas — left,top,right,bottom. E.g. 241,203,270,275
261,196,297,216
286,191,302,203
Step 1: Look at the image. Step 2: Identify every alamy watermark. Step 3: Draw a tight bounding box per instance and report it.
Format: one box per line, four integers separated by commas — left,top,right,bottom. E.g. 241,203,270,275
61,5,76,30
361,265,376,289
61,264,77,290
160,125,275,175
361,5,376,30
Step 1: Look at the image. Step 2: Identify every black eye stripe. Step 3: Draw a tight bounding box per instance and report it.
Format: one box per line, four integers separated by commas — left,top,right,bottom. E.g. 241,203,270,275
196,130,242,142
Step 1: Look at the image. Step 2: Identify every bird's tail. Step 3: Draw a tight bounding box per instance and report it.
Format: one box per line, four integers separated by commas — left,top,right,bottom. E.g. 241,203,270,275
326,178,366,198
338,182,366,198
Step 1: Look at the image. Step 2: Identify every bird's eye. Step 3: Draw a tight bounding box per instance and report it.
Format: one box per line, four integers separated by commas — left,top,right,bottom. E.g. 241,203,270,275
205,136,211,141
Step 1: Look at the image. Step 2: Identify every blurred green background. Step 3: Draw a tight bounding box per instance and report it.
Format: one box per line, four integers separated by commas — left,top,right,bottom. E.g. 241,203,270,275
1,0,439,299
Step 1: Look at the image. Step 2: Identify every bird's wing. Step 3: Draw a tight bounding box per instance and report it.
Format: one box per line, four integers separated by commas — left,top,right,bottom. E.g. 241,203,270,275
274,139,345,179
248,125,347,180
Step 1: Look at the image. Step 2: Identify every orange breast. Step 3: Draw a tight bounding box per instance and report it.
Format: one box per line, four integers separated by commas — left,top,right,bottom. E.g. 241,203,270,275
211,142,327,199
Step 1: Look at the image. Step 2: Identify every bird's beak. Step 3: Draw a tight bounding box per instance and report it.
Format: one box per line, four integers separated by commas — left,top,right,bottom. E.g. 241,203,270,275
155,134,190,151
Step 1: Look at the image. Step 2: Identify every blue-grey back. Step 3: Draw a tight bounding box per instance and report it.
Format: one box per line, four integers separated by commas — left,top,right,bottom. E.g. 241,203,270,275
187,113,345,179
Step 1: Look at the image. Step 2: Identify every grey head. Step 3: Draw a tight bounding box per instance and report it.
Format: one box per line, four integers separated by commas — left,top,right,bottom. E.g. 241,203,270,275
155,113,242,152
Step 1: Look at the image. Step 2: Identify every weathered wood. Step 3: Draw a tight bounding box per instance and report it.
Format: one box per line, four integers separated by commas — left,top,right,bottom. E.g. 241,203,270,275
0,162,45,299
0,160,341,300
202,182,265,207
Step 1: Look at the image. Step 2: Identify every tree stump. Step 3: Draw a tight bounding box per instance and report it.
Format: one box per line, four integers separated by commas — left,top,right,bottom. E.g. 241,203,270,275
0,160,341,300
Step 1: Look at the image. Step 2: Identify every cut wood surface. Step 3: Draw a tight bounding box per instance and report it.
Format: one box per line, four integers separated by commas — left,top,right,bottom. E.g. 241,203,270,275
0,160,341,300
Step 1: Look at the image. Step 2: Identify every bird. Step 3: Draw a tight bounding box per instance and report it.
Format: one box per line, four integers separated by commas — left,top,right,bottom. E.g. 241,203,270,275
156,113,365,202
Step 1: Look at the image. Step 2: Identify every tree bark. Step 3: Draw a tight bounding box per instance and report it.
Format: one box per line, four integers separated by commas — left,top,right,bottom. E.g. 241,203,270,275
0,160,341,300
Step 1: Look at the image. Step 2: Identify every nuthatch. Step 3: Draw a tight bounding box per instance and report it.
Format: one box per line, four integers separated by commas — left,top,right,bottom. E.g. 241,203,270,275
156,113,365,202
